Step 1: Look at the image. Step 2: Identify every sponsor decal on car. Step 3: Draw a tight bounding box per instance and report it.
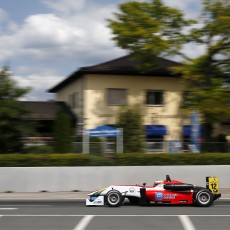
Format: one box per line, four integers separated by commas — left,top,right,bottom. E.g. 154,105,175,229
179,200,188,203
164,194,177,199
86,196,104,206
129,187,135,193
93,200,103,204
89,196,97,202
155,193,177,200
156,193,163,200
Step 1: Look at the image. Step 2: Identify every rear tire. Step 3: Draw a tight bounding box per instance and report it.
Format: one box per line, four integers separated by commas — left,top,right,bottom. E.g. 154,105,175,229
195,189,213,207
105,190,124,207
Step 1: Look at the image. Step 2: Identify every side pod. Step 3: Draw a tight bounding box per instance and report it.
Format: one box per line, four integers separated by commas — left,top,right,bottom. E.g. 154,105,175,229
139,188,147,206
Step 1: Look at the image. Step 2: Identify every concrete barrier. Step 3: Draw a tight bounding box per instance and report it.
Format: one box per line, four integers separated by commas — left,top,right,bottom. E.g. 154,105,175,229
0,166,229,192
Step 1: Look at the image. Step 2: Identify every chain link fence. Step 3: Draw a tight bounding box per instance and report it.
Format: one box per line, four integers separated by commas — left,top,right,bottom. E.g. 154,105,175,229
22,140,230,154
73,141,230,154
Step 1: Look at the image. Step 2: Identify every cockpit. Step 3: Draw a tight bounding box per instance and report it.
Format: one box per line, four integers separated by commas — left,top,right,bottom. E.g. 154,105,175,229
153,180,163,187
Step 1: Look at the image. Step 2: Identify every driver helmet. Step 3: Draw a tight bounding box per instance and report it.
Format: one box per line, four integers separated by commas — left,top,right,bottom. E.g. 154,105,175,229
154,180,163,186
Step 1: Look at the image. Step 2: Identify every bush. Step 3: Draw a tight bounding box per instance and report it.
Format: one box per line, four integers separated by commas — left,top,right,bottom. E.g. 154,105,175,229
23,145,55,154
116,153,230,165
53,109,73,153
117,105,145,153
0,152,229,167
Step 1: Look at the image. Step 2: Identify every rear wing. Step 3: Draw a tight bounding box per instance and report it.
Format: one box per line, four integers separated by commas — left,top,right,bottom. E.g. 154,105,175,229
206,176,220,194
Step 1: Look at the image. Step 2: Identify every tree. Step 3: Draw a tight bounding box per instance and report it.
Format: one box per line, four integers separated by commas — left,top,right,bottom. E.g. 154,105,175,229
108,0,230,139
0,67,30,153
117,105,145,153
53,108,73,153
108,0,194,69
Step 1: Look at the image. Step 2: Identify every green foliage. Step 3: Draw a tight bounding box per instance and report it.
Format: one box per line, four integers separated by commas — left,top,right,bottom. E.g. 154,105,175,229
108,0,230,137
0,153,229,167
0,67,31,153
116,153,230,165
175,59,230,124
173,0,230,124
0,154,116,167
53,109,73,153
108,0,194,70
117,105,145,153
23,145,55,154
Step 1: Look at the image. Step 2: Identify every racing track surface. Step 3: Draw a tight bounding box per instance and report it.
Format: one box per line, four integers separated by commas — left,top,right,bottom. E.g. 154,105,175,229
0,199,229,230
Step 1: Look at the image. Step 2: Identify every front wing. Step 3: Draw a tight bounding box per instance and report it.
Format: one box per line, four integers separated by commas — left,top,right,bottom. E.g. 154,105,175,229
86,196,104,206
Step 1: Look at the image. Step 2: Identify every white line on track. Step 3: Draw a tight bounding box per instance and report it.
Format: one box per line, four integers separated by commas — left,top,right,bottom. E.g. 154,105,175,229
0,215,229,217
0,198,84,200
215,205,230,207
0,208,18,210
73,215,94,230
0,205,51,207
179,215,196,230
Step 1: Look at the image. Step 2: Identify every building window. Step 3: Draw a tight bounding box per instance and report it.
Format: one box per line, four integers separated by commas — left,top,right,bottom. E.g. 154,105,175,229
146,90,164,106
107,88,127,106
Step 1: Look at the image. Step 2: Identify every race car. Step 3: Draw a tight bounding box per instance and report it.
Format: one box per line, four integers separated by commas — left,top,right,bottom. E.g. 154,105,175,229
86,175,221,207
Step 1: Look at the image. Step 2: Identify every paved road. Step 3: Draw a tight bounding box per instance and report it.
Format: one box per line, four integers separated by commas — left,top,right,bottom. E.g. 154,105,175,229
0,199,229,230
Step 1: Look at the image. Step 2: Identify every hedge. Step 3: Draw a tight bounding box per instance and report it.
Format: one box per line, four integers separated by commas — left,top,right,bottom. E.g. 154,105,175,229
0,153,229,167
116,153,230,165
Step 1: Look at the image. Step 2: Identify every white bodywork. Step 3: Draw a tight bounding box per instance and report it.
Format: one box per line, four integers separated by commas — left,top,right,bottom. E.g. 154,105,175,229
86,185,142,206
86,196,104,206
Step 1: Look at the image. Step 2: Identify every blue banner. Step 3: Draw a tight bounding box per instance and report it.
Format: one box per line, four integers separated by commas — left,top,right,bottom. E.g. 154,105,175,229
190,111,200,152
88,125,120,137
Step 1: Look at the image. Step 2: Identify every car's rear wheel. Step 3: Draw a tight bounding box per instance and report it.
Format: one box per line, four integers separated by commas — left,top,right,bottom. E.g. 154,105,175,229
195,189,213,207
105,190,124,207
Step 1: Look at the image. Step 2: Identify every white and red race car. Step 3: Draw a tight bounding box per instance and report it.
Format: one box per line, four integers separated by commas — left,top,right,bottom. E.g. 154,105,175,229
86,175,221,207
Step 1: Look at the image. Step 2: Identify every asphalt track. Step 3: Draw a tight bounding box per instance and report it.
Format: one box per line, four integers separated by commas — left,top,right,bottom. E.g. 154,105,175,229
0,199,229,230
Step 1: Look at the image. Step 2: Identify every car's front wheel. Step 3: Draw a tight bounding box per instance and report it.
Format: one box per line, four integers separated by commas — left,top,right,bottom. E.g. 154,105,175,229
105,190,124,207
195,189,213,207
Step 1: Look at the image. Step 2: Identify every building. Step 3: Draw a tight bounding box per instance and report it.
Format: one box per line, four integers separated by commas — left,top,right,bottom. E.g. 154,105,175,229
49,55,230,152
49,55,198,146
20,101,76,143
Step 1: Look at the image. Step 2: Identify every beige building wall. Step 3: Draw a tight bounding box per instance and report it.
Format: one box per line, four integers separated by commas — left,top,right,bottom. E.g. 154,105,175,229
53,73,228,141
56,77,84,124
83,74,189,141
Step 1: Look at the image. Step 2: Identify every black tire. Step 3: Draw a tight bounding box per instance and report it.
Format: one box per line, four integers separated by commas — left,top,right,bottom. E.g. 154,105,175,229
195,189,213,207
105,190,124,207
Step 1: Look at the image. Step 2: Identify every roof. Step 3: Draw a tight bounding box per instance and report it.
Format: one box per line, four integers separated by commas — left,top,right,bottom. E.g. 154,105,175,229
20,101,76,121
49,54,182,93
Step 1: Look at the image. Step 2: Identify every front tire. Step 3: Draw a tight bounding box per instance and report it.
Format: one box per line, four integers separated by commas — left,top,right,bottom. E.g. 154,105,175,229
105,190,124,207
195,189,213,207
